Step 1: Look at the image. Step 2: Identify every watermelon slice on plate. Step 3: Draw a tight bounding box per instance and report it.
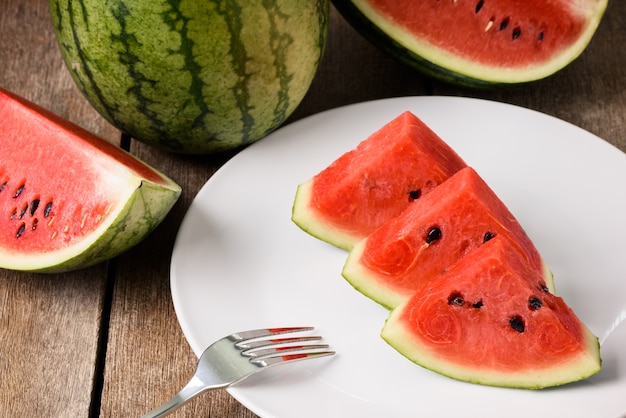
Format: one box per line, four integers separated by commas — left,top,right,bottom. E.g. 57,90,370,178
292,111,466,250
343,166,553,309
333,0,608,86
0,87,181,272
382,235,601,389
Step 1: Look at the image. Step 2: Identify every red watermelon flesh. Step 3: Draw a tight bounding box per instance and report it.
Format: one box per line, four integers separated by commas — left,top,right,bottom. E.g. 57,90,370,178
381,235,601,389
292,111,467,250
343,166,552,309
366,0,591,67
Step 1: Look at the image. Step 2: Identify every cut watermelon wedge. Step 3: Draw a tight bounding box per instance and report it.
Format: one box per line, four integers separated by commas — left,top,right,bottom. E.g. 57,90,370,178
292,111,466,250
343,167,553,309
382,235,601,389
0,87,181,272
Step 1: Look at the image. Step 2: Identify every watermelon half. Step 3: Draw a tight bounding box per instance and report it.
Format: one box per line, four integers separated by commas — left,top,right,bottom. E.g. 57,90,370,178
0,88,181,273
333,0,608,86
292,111,466,250
382,235,601,389
343,167,553,309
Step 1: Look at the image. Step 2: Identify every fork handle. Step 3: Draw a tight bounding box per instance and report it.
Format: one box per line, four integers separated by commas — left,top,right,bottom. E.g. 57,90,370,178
140,376,217,418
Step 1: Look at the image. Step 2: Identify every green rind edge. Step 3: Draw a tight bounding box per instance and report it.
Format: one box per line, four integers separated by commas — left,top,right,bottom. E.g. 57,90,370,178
381,300,602,389
292,179,360,251
7,179,181,273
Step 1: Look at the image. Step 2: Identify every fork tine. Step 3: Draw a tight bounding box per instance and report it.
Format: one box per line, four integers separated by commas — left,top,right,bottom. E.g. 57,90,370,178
250,350,335,367
243,343,330,358
230,326,314,342
238,335,322,350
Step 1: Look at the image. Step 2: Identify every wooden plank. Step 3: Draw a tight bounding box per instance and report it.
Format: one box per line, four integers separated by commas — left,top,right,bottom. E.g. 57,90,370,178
0,269,108,417
0,0,120,417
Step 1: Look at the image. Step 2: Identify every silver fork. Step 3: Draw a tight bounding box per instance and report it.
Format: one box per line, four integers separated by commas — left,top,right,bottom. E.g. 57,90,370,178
141,326,335,417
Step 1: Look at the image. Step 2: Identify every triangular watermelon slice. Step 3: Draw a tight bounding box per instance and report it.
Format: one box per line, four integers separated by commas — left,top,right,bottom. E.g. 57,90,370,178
343,166,553,309
0,87,181,272
292,111,467,250
381,235,601,389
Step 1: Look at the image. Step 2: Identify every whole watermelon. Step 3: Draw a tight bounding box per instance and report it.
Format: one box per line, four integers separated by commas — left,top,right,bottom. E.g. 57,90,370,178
50,0,329,154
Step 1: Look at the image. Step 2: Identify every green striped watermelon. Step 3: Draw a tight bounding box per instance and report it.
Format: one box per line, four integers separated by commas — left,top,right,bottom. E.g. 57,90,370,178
50,0,329,154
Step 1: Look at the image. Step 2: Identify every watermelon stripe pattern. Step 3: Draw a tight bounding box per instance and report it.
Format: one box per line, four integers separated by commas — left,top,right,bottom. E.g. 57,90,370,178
50,0,329,153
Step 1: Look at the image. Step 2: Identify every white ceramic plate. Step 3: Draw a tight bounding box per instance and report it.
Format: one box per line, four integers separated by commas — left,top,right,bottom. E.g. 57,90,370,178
170,97,626,418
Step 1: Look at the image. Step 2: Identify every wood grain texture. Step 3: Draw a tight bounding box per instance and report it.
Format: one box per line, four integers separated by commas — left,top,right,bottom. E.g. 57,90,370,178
0,269,108,417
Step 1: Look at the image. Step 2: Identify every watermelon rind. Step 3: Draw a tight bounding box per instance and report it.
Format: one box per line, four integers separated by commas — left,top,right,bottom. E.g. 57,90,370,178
332,0,608,87
292,178,363,251
49,0,329,154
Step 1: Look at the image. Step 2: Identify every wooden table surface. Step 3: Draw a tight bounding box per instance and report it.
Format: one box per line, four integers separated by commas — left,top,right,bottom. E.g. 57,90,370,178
1,1,624,417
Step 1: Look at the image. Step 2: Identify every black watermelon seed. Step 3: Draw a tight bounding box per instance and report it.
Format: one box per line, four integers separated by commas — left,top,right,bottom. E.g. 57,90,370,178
512,27,522,40
509,316,525,333
9,208,18,220
426,227,442,244
540,284,550,293
537,31,544,41
13,184,25,199
0,182,6,192
475,0,484,13
448,293,464,306
44,202,53,217
499,17,510,30
483,231,496,242
529,297,543,310
18,203,28,219
408,189,421,201
30,199,40,216
472,300,483,309
16,223,26,239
